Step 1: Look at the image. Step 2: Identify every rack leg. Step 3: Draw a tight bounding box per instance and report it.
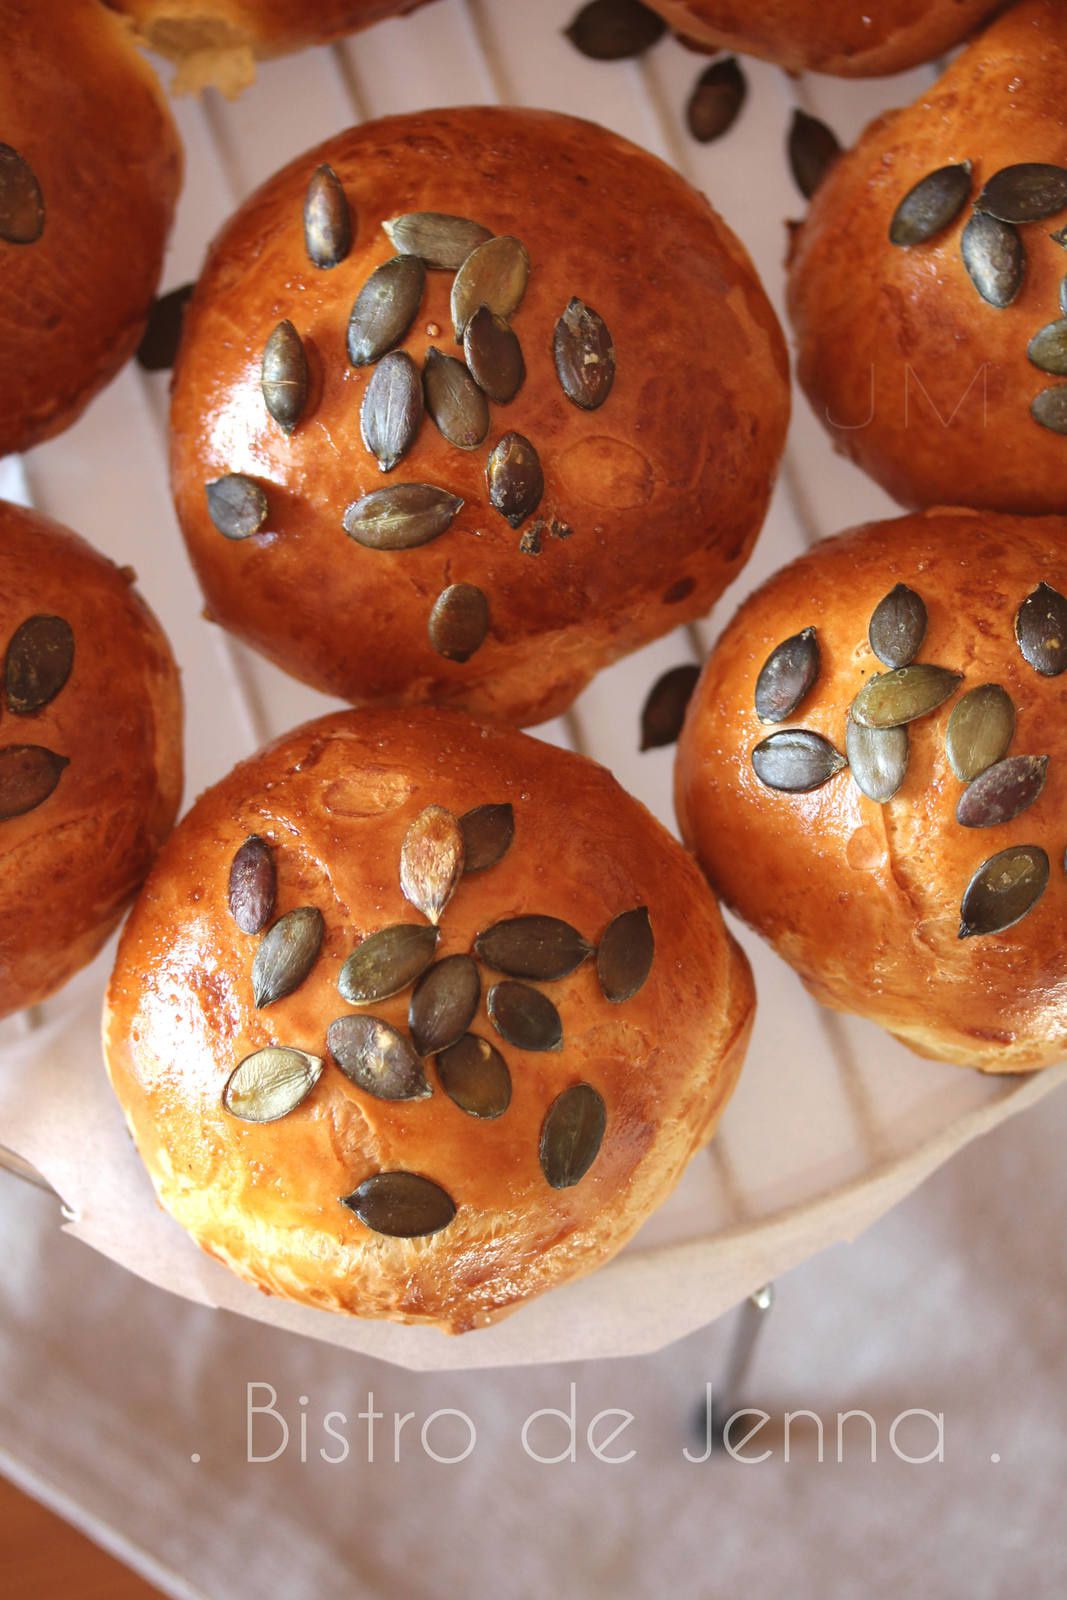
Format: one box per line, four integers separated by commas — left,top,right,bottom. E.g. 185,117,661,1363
692,1283,775,1455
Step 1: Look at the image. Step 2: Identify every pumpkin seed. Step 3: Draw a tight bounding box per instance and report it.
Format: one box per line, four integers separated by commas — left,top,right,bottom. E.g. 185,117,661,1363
135,282,194,372
251,906,324,1008
1053,226,1067,250
400,805,465,924
474,915,592,981
977,163,1067,224
958,845,1049,939
261,319,308,434
889,163,971,246
347,254,425,366
564,0,666,59
1031,385,1067,435
850,664,961,728
487,980,563,1052
788,109,841,200
486,432,543,528
304,163,351,269
409,955,481,1056
1061,275,1067,317
340,1171,456,1237
360,350,423,472
436,1034,511,1119
4,615,74,714
1027,318,1067,376
460,803,514,873
228,834,276,935
222,1046,322,1123
327,1014,430,1100
639,663,701,751
205,475,268,539
0,745,68,820
0,144,44,243
423,348,489,450
597,906,654,1003
754,627,819,724
1015,582,1067,675
463,306,525,404
868,584,927,669
751,729,846,793
961,211,1024,308
342,483,463,550
451,235,529,341
539,1083,606,1189
845,718,908,804
686,57,746,145
338,923,439,1004
957,755,1048,829
946,684,1015,781
553,298,615,412
428,583,489,662
383,212,492,271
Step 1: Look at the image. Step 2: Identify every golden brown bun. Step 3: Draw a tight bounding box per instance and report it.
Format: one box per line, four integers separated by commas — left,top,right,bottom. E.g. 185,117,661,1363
676,507,1067,1074
787,0,1067,515
104,708,754,1332
0,501,183,1020
107,0,435,93
170,106,789,728
0,0,181,458
646,0,1003,75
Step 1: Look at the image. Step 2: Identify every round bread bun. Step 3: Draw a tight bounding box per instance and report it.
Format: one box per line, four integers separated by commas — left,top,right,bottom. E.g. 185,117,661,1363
676,506,1067,1075
0,500,183,1020
787,0,1067,516
104,707,754,1332
170,106,789,729
0,0,182,458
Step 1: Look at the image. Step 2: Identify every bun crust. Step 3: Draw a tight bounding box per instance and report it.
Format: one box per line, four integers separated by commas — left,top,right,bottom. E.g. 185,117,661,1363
676,508,1067,1074
0,0,181,456
0,501,183,1020
170,106,789,728
787,0,1067,514
104,708,754,1332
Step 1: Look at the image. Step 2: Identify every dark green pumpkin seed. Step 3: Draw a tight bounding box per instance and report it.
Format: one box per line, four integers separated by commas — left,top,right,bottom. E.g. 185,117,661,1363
945,684,1015,781
850,665,961,729
889,163,971,246
564,0,666,59
342,483,463,550
639,664,701,751
1053,226,1067,250
486,432,543,528
846,718,908,804
451,235,529,341
553,298,615,412
136,283,194,372
956,755,1048,829
327,1014,430,1100
961,211,1024,308
223,1046,322,1123
1027,318,1067,376
347,254,425,366
475,915,592,981
1015,582,1067,675
977,163,1067,224
228,834,276,935
788,109,841,200
0,745,68,820
205,475,268,539
959,845,1049,939
0,144,44,243
5,615,74,714
1060,274,1067,317
460,803,514,873
304,163,351,269
597,906,654,1003
338,923,439,1004
341,1171,456,1237
868,584,927,669
409,955,480,1056
261,319,308,434
686,57,746,145
1031,385,1067,435
463,305,525,404
383,212,492,271
539,1083,606,1189
487,980,563,1052
251,906,324,1008
754,627,819,723
423,348,489,450
400,804,464,924
751,729,846,793
427,583,489,663
436,1033,511,1119
360,350,423,472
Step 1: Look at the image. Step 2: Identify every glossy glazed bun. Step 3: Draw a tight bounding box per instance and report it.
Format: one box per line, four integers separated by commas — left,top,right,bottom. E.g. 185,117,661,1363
787,0,1067,515
104,708,753,1332
0,0,181,458
676,507,1067,1074
0,501,182,1020
170,106,789,728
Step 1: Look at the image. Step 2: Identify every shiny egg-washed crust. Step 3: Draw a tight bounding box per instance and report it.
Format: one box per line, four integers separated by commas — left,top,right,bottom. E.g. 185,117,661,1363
647,0,1004,75
170,106,789,728
0,501,183,1020
104,709,754,1333
676,508,1067,1074
787,0,1067,515
0,0,181,457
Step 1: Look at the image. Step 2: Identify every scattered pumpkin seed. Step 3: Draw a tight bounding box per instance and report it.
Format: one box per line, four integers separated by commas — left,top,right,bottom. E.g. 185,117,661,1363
383,212,492,271
451,235,529,341
261,319,308,434
553,298,615,411
251,906,324,1009
428,583,489,662
788,109,841,200
540,1083,606,1189
347,254,425,366
228,834,276,935
686,57,746,145
360,350,423,472
956,755,1048,829
222,1046,322,1123
889,163,971,246
459,803,514,873
961,211,1024,308
564,0,666,58
436,1033,511,1119
850,664,962,728
1060,275,1067,316
135,283,194,372
754,627,819,724
751,729,846,793
338,923,439,1004
342,483,463,550
868,584,927,669
463,305,525,404
4,615,74,715
400,805,465,924
486,432,543,528
976,163,1067,224
1027,318,1067,376
475,915,593,981
845,718,908,804
409,955,481,1056
1031,385,1067,435
327,1014,431,1100
1015,582,1067,675
341,1171,456,1237
205,475,268,539
639,664,701,751
423,347,489,449
0,144,44,243
0,745,68,820
946,684,1015,781
304,163,351,269
959,845,1049,939
597,906,654,1003
487,980,563,1052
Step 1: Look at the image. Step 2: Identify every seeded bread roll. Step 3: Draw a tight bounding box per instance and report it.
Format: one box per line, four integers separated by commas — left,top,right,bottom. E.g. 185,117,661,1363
170,106,789,728
0,0,181,458
104,707,753,1331
787,0,1067,516
0,501,182,1020
676,507,1067,1074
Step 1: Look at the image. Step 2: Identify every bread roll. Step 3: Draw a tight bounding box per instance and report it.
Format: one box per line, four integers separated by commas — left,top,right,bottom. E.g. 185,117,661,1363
0,500,182,1020
676,507,1067,1074
104,708,753,1331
